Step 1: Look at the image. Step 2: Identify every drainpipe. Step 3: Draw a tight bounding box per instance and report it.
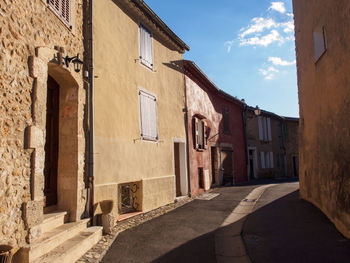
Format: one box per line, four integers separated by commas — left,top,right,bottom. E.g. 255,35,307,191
88,0,95,221
183,65,192,197
242,104,249,181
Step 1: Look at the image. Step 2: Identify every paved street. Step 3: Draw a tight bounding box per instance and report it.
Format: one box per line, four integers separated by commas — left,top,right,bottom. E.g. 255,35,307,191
101,180,350,263
102,185,257,263
243,182,350,263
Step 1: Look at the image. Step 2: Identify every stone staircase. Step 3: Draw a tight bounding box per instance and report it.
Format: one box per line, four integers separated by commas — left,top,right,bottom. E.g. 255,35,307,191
20,211,102,263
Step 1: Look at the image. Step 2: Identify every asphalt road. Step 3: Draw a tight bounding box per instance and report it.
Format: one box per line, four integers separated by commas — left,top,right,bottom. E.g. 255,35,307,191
102,185,257,263
243,182,350,263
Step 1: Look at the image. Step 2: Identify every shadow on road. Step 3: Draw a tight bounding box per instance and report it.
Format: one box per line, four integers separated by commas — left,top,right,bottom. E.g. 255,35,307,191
243,189,350,263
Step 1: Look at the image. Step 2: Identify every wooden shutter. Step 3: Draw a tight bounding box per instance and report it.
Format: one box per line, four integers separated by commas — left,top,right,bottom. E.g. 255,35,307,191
140,25,146,59
267,117,272,141
203,120,208,149
260,152,265,169
139,91,157,140
149,96,157,139
140,25,153,68
258,116,263,141
49,0,60,12
269,152,274,168
263,117,268,141
61,0,70,24
265,152,270,169
194,117,199,149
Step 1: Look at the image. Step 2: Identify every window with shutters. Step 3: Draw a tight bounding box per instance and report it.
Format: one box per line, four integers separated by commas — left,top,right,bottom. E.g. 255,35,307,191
139,24,153,69
260,151,274,169
48,0,71,26
194,117,207,150
313,25,327,62
222,107,230,134
258,116,272,142
139,90,158,141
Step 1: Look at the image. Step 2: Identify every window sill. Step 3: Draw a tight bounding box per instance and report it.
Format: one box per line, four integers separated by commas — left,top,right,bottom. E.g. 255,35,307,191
139,60,155,72
196,148,206,152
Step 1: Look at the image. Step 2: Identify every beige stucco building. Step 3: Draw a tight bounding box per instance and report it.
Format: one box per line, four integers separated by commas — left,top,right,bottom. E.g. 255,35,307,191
293,0,350,238
0,0,102,262
245,107,299,180
92,0,190,222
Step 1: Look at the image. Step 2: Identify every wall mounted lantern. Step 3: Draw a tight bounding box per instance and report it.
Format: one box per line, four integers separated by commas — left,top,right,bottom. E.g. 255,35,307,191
64,54,83,73
254,105,261,116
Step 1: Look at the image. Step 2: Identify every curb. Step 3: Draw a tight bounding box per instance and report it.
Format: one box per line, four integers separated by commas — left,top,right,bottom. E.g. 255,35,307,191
214,184,276,263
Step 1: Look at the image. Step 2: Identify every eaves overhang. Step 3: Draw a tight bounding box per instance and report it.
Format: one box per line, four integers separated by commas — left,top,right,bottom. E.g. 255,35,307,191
128,0,190,53
183,60,245,107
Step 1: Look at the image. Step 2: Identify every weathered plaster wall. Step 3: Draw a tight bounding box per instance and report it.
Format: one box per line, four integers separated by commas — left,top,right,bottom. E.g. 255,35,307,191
185,75,247,197
93,0,186,217
0,0,85,247
293,0,350,237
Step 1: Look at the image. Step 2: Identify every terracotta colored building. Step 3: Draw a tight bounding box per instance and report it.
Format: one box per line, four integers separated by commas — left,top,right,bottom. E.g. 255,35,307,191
293,0,350,237
184,61,247,196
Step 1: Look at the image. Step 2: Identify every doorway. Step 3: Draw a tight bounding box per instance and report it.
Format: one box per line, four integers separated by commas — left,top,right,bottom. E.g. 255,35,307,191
211,147,219,186
174,142,188,197
221,148,234,185
44,76,60,207
293,156,299,177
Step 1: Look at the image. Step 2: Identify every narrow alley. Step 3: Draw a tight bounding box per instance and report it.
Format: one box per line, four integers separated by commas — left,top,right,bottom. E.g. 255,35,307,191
99,181,350,263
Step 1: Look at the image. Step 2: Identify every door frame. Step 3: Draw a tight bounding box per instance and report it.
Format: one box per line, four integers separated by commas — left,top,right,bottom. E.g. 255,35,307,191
172,138,188,198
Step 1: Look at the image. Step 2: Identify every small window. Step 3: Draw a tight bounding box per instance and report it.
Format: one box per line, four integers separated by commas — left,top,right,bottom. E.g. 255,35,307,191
139,90,158,141
48,0,71,26
313,25,327,62
222,107,230,134
139,24,153,69
194,117,207,150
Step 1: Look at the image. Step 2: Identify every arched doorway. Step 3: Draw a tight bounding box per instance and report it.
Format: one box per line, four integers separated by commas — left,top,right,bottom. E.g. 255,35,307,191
44,76,60,207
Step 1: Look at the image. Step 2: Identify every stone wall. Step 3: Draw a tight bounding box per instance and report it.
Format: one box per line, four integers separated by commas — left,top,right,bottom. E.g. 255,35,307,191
0,0,85,247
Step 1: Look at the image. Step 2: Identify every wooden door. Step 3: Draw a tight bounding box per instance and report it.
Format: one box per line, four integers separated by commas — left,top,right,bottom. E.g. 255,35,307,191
44,76,59,207
174,143,181,197
221,148,233,185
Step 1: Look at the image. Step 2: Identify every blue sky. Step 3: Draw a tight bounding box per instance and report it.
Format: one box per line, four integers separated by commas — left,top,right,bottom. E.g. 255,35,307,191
146,0,299,117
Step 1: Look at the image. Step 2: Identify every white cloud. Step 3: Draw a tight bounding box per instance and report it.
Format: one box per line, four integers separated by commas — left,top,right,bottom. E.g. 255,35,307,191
236,13,294,47
225,40,234,53
239,17,277,38
259,66,279,80
281,21,294,33
269,2,286,14
240,30,284,47
268,57,296,66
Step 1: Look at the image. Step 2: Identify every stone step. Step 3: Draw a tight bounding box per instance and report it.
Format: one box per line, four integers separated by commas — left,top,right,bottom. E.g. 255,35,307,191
42,211,68,234
32,227,103,263
23,218,90,262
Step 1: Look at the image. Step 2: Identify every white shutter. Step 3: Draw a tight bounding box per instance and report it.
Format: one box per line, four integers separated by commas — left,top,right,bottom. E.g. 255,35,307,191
265,152,270,169
140,26,146,60
260,152,265,169
149,96,157,139
269,152,274,168
139,25,153,68
267,117,272,141
263,117,268,141
258,117,263,141
139,91,157,140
